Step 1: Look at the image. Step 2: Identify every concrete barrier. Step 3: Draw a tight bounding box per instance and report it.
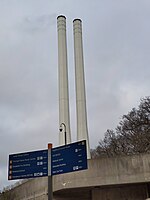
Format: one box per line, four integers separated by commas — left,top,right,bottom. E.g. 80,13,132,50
53,153,150,191
1,153,150,200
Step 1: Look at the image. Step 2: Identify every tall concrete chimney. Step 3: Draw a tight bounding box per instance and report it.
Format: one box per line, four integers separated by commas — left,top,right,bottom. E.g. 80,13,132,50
57,15,71,145
73,19,91,159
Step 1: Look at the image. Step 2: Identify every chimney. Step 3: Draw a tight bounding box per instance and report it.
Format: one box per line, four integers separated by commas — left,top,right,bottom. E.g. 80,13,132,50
73,19,91,159
57,15,71,145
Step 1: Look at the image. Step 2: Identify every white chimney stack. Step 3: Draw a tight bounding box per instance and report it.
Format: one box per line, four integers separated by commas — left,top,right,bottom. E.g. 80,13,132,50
57,15,71,145
73,19,91,159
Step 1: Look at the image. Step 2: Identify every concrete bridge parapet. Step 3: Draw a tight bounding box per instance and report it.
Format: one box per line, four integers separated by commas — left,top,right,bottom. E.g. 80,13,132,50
1,153,150,200
53,153,150,192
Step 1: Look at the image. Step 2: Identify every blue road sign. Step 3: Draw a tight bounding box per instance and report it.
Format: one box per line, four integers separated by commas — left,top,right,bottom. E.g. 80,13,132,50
8,149,48,180
8,140,88,180
51,140,87,175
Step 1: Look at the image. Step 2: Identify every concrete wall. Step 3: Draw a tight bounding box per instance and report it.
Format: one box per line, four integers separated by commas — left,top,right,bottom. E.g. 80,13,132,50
92,184,147,200
1,154,150,200
54,153,150,191
1,177,48,200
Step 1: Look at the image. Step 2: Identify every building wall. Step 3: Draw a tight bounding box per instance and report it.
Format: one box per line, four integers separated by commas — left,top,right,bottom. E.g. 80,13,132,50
1,177,48,200
54,153,150,191
92,184,147,200
1,154,150,200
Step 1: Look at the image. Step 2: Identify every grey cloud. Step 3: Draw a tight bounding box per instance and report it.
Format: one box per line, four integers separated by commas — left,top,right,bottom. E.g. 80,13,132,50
17,14,57,33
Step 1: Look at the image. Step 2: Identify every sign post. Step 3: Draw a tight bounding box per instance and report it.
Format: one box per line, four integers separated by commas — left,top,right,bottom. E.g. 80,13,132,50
8,140,87,200
48,143,53,200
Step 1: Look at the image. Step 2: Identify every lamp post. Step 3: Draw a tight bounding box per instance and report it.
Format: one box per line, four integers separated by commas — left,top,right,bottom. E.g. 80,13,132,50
59,123,67,145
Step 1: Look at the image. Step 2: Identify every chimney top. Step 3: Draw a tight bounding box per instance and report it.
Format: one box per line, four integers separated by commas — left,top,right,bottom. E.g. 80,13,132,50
73,18,82,23
57,15,66,19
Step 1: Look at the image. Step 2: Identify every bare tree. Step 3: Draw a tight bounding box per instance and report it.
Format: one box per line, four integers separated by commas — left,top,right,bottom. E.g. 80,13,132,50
91,96,150,158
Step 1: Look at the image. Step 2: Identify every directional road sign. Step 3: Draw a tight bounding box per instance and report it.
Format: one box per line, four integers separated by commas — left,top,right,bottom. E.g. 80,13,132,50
8,149,48,180
8,140,88,180
51,140,87,175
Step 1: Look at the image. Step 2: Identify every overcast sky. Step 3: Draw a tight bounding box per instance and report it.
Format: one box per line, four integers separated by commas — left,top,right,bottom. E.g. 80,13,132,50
0,0,150,190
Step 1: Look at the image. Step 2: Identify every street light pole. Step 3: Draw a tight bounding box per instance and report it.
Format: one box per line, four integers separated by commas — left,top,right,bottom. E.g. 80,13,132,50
59,123,67,145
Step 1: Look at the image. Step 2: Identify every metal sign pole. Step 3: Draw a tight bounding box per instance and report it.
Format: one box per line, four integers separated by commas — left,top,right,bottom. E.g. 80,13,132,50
48,143,53,200
48,176,53,200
